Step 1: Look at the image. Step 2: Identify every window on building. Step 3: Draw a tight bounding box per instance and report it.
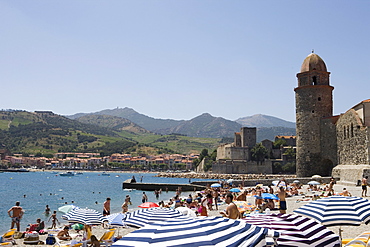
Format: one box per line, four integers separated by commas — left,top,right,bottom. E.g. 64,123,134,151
312,76,317,85
343,127,346,139
318,97,321,101
351,123,354,137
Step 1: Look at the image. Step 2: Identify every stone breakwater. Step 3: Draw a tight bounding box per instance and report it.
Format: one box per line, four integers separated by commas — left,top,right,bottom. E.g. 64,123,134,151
155,172,296,180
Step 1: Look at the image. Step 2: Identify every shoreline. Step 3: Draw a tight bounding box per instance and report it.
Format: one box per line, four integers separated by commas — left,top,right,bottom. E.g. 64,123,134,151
7,174,367,246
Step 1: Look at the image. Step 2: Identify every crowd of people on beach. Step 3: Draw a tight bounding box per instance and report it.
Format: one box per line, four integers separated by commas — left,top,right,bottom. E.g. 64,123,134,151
5,174,369,246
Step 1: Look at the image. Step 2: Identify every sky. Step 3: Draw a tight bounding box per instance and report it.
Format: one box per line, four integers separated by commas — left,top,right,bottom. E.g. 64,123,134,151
1,1,369,122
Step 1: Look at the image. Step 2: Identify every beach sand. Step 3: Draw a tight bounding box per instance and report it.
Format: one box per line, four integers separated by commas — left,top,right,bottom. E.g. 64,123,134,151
12,182,368,246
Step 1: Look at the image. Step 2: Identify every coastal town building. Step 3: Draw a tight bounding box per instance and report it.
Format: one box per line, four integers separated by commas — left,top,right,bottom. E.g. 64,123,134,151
1,152,198,171
295,52,370,184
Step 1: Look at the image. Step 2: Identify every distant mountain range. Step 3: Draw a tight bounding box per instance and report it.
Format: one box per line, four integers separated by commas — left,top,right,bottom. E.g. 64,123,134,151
68,108,296,141
236,114,295,128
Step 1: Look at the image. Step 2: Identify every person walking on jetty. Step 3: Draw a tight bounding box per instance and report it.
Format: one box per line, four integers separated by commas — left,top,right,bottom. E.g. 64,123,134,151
362,176,368,197
48,210,59,229
103,198,111,216
8,201,24,231
142,192,148,203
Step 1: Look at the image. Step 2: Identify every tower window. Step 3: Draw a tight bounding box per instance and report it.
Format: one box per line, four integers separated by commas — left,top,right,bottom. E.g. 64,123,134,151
312,76,317,85
318,97,321,101
312,110,315,113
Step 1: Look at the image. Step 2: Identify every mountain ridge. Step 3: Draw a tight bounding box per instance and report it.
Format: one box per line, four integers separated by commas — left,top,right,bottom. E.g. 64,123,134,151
68,108,296,140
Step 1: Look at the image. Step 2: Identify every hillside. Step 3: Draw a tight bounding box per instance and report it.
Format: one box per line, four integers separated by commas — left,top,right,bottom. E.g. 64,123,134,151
76,115,150,134
0,110,220,156
0,111,136,156
257,127,296,142
236,114,295,128
69,107,184,131
156,113,242,138
68,108,297,141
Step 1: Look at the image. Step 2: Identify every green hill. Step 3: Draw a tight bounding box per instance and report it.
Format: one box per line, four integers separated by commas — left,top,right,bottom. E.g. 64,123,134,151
0,110,220,156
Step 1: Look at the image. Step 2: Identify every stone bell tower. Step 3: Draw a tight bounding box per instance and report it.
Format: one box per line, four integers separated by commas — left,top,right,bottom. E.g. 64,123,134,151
295,52,334,177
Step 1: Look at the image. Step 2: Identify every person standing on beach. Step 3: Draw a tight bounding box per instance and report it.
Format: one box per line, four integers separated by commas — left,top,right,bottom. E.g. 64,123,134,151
8,201,24,231
278,187,287,214
48,211,59,229
142,192,148,203
213,189,219,210
103,198,111,216
362,176,368,197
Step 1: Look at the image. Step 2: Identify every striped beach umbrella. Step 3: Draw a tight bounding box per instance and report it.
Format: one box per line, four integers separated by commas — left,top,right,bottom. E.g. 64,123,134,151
62,208,106,225
124,207,188,228
243,213,340,247
113,217,280,247
106,213,126,227
294,196,370,227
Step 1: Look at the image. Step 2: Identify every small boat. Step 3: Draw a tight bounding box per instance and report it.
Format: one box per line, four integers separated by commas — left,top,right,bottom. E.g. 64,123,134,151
18,167,29,172
101,172,110,176
75,172,83,175
60,171,74,177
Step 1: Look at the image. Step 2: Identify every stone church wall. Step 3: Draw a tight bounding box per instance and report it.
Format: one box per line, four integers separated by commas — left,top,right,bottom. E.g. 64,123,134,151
336,109,369,165
320,117,338,168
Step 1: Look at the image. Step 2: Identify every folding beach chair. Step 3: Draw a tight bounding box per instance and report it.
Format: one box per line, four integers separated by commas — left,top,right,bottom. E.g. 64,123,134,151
0,229,16,245
99,228,116,246
343,231,370,247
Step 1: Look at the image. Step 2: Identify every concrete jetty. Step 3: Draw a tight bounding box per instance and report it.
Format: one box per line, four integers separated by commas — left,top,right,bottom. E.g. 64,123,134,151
122,179,206,191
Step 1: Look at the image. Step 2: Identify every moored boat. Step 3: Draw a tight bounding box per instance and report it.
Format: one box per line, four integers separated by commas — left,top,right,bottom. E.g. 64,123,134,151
59,171,74,177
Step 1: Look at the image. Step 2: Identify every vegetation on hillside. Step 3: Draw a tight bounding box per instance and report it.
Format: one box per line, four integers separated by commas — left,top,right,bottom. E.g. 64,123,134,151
0,111,220,156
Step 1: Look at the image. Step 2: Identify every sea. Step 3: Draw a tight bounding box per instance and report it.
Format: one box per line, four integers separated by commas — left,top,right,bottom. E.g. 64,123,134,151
0,171,216,235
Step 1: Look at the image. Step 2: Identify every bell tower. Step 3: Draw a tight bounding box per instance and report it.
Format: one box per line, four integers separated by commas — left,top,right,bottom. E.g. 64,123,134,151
295,52,334,177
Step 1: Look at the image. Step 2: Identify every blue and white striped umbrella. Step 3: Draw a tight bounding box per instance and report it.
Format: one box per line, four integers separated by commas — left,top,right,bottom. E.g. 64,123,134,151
113,217,279,247
243,213,340,247
124,207,188,228
106,213,126,227
62,208,106,225
294,196,370,226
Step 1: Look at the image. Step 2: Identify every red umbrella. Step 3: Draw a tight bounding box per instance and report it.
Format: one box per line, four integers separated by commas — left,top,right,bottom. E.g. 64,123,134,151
138,202,159,208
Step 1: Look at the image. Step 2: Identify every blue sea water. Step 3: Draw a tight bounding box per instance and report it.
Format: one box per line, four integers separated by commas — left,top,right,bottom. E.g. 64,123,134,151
0,171,215,234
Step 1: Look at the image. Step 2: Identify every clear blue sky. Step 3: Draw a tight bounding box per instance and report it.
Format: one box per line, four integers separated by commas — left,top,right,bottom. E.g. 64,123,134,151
1,1,369,122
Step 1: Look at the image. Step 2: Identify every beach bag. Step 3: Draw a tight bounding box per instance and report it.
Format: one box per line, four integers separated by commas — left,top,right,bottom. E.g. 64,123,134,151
24,231,39,245
46,234,56,245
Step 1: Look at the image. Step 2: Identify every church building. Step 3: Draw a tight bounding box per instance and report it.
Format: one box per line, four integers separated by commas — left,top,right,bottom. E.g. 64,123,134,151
295,52,370,184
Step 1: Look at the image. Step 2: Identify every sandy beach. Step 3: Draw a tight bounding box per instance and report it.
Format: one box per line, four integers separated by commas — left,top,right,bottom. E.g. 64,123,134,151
10,182,368,246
